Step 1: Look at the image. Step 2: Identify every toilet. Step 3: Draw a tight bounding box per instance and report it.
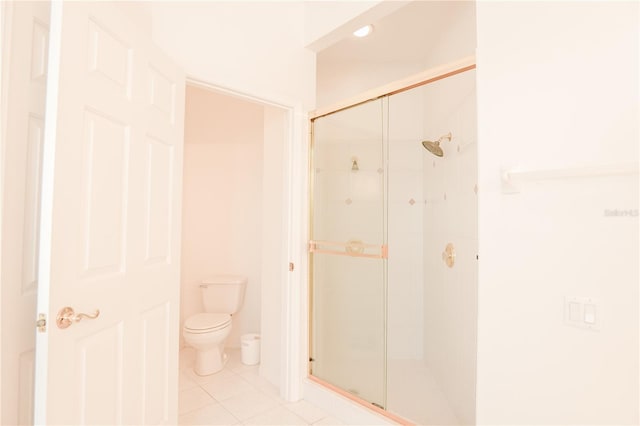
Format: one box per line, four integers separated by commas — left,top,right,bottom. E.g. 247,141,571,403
183,275,247,376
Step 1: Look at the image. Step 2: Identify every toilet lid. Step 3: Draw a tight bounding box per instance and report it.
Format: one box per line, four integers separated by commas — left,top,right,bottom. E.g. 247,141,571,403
184,313,231,332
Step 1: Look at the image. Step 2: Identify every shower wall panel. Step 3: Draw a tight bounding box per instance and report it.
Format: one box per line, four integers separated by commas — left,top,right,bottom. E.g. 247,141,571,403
387,87,425,361
421,70,477,425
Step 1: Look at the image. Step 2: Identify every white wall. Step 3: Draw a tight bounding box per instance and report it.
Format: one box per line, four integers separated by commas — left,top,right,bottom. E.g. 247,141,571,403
151,1,315,110
181,86,264,348
476,2,639,424
317,61,420,110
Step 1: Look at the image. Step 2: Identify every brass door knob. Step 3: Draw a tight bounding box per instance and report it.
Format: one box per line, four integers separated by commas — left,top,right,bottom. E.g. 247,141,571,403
56,307,100,329
442,243,455,268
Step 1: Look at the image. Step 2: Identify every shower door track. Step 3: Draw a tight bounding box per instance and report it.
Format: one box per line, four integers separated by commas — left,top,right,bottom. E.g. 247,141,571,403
309,55,476,120
308,376,413,426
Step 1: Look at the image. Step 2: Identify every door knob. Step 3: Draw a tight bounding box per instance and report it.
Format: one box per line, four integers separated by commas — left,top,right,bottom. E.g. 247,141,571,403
56,306,100,329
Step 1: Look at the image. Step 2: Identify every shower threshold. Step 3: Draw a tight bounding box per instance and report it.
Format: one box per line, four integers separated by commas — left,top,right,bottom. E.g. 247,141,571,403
308,375,414,426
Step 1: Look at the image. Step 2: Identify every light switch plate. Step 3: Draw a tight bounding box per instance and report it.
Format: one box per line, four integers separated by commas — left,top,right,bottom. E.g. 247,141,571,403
564,297,600,331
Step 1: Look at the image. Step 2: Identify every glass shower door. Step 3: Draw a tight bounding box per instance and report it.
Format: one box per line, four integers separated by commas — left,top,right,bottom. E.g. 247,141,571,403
309,99,387,408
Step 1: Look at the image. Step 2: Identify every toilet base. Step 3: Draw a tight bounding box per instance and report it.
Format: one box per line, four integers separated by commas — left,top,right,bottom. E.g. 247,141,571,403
194,347,228,376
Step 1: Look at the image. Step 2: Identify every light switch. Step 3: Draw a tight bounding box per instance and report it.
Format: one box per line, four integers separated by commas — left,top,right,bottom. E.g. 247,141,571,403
569,302,582,322
564,297,600,331
584,304,596,324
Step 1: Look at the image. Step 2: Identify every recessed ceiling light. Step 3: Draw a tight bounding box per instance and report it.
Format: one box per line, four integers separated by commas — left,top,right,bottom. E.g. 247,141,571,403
353,25,373,38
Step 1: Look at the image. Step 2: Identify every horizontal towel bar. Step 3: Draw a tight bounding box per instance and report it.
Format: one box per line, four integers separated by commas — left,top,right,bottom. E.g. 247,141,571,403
502,163,638,193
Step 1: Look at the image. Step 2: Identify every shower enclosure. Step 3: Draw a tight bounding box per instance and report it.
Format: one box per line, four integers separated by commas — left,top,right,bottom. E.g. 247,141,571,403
309,66,478,425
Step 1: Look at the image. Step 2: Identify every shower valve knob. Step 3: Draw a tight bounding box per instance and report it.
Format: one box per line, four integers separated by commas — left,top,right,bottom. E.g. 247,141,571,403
442,243,455,268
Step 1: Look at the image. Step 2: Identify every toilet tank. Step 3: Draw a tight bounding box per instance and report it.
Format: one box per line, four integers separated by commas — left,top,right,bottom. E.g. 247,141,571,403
200,275,247,314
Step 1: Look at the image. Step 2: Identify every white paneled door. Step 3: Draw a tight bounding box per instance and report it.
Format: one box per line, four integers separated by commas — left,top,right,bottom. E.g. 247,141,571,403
1,2,50,425
34,2,185,424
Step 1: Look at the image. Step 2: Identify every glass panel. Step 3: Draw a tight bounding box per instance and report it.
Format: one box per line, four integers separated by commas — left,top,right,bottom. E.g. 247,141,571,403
310,99,386,407
386,69,478,425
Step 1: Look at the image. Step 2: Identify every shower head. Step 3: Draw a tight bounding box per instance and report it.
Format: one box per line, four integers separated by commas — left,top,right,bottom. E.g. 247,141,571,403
421,132,452,157
422,140,444,157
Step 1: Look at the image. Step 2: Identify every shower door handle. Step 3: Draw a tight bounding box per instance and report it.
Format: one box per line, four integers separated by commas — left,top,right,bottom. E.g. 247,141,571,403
309,240,388,259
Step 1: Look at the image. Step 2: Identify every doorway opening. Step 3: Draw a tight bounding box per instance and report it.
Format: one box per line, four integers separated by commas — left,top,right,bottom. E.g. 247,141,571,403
177,82,291,419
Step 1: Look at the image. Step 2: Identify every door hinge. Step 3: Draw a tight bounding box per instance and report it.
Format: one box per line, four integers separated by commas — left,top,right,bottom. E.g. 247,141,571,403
289,262,295,272
36,313,47,333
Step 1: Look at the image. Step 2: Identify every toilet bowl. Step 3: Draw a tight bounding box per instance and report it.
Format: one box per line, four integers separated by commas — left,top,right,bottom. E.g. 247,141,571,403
183,313,232,375
183,275,247,376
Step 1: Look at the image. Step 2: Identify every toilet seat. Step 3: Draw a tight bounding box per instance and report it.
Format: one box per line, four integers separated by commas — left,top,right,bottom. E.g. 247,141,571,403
184,313,231,333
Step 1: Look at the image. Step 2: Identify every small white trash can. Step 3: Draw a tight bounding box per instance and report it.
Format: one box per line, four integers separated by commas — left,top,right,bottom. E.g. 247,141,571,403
240,334,261,365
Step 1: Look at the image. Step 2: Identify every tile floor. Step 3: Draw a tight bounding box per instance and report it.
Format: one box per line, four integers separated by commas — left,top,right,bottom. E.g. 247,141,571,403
179,347,344,425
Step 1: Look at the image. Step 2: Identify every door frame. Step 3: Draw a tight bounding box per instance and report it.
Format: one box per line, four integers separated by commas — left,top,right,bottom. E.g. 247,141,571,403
183,76,308,402
0,1,15,420
0,1,8,419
